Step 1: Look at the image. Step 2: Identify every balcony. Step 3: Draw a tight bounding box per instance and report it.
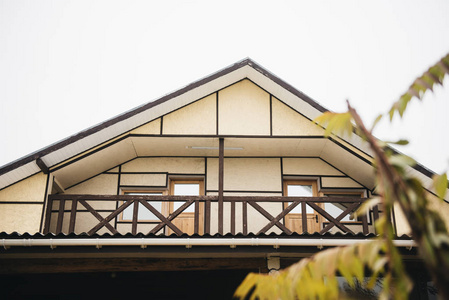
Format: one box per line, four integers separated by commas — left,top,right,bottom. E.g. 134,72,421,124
44,194,379,236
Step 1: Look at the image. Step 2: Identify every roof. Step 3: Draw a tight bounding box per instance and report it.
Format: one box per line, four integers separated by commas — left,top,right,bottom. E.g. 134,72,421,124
0,58,438,191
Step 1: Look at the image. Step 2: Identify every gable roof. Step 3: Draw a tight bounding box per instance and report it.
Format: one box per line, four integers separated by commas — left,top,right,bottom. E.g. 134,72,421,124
0,58,437,191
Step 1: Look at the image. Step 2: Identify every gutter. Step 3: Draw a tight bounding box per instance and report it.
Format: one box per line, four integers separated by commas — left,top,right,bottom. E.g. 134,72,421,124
1,238,416,250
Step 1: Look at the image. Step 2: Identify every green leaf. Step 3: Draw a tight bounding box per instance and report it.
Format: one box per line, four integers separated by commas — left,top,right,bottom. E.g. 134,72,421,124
388,154,416,168
384,139,409,146
433,172,448,199
389,53,449,121
355,197,381,218
371,114,383,131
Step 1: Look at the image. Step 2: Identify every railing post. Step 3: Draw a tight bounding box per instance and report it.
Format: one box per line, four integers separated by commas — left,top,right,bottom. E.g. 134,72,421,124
194,200,199,234
301,201,307,233
69,199,78,233
242,201,248,235
218,138,224,235
43,195,54,234
205,200,211,235
56,198,65,234
231,199,235,235
132,199,139,235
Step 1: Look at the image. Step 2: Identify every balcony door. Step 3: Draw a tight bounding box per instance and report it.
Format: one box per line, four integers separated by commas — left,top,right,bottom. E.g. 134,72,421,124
168,179,204,235
284,180,321,233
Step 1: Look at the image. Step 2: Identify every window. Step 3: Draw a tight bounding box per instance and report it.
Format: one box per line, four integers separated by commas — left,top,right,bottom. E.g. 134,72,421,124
120,178,204,223
283,180,321,233
170,180,203,212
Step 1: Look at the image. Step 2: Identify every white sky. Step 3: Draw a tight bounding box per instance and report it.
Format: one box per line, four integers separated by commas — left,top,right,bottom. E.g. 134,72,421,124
0,0,448,174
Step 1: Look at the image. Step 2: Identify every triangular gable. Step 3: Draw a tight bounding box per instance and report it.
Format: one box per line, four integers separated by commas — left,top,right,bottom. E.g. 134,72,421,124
0,58,439,194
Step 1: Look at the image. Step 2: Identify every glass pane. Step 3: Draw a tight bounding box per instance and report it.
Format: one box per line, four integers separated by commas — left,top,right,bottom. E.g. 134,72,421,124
287,185,314,213
173,183,199,212
123,192,163,220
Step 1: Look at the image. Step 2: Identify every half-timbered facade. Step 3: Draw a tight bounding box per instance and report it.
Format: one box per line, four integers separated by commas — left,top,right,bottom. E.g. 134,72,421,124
0,59,447,299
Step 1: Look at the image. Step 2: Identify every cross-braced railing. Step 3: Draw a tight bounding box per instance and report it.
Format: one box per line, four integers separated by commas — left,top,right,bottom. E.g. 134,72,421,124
44,194,379,236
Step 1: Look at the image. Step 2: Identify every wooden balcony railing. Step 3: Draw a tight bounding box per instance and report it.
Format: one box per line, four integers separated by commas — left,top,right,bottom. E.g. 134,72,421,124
43,194,379,236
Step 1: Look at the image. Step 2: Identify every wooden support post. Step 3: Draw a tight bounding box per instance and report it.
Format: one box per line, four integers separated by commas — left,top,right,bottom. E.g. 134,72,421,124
68,199,78,233
231,201,235,235
194,200,199,234
205,200,211,234
373,205,379,222
243,201,248,235
361,213,369,234
56,199,65,234
132,200,139,235
301,201,307,233
43,195,54,234
218,138,224,235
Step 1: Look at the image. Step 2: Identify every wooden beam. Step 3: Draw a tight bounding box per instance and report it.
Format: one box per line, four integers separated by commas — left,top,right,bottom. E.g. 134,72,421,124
242,201,248,235
319,202,361,234
80,200,122,235
149,199,194,235
194,200,199,235
53,177,65,193
132,200,139,235
139,200,183,236
68,200,78,233
301,201,307,233
36,158,49,174
218,138,224,235
205,200,211,234
248,201,292,234
231,201,235,235
307,202,354,234
0,257,266,274
43,195,54,234
56,199,65,234
257,201,300,234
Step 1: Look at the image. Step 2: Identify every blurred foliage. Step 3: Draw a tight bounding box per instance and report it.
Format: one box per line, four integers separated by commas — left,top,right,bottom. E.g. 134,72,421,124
235,53,449,299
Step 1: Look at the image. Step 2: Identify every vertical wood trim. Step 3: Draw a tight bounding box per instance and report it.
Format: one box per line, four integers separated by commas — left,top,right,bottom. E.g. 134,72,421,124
115,165,121,230
205,200,211,234
373,205,379,223
231,201,235,235
301,201,307,233
218,138,224,235
216,92,219,135
269,94,273,136
280,158,284,225
68,199,78,233
204,158,208,194
132,200,139,235
194,200,199,234
243,201,248,235
56,199,65,234
39,173,51,233
43,193,54,234
160,116,164,135
361,211,369,234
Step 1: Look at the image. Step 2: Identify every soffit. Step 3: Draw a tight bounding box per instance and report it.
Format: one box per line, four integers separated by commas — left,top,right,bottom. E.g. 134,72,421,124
52,136,375,190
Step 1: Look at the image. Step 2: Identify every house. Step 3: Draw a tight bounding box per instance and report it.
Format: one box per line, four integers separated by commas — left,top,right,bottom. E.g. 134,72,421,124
0,58,446,299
